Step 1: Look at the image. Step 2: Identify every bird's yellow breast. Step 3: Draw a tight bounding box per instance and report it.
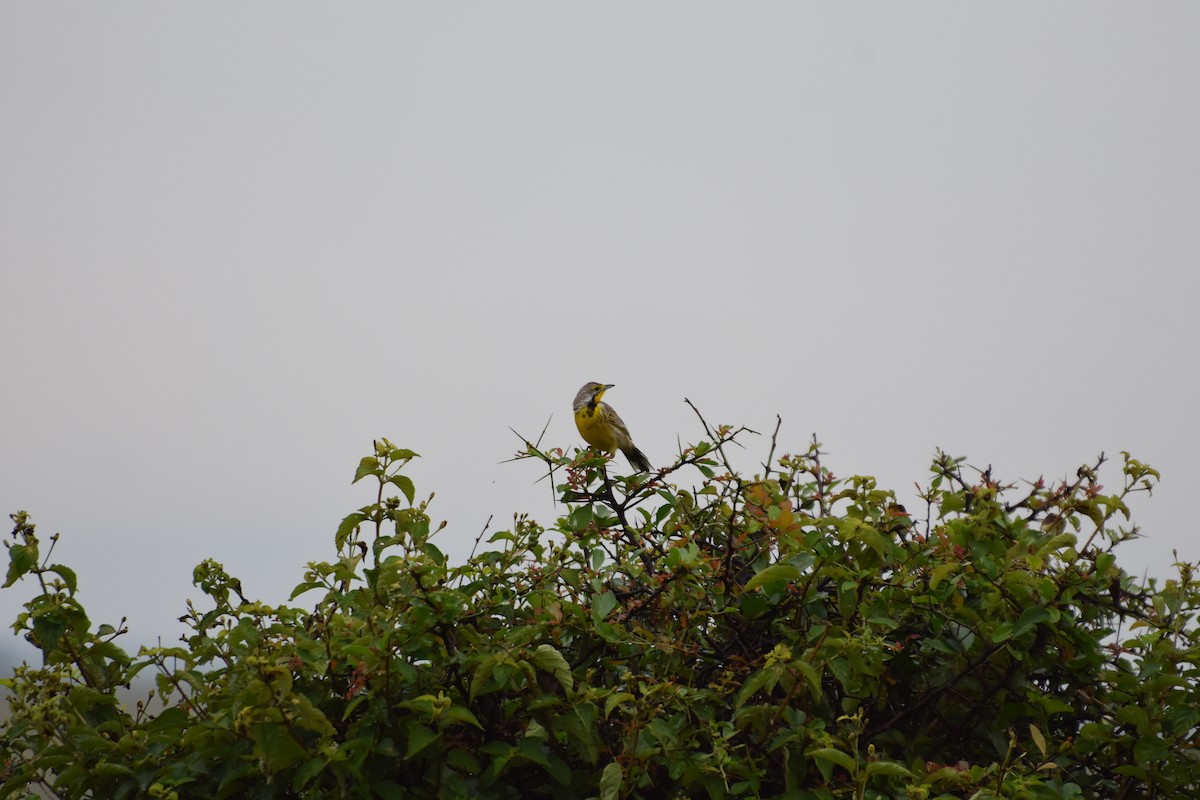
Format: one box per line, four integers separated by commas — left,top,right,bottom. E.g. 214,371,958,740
574,403,619,451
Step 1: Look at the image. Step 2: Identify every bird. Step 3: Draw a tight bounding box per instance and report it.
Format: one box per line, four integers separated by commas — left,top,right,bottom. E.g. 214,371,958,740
572,382,652,473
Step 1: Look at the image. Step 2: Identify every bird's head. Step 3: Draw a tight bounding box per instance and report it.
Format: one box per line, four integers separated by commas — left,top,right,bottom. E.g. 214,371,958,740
574,381,614,409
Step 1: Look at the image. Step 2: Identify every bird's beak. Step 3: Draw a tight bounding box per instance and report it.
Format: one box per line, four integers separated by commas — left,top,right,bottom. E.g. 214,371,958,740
604,384,615,390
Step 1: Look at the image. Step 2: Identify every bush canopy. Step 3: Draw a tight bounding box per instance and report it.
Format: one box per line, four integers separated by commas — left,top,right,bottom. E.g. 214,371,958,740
2,416,1197,799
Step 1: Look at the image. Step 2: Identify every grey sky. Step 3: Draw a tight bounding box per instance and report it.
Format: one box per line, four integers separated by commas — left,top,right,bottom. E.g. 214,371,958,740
3,4,1198,663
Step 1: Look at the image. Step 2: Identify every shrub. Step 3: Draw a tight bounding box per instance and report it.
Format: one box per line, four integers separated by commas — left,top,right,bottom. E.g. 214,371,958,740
2,420,1196,798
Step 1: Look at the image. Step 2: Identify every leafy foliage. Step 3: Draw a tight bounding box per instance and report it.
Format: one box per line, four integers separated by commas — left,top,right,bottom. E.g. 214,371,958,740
2,424,1198,799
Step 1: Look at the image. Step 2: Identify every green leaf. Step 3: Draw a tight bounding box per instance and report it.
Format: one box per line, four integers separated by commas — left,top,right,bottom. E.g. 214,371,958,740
929,562,958,591
842,518,886,557
470,657,498,701
87,640,131,666
290,694,335,737
4,543,36,587
48,564,77,594
739,591,770,619
1029,724,1047,758
553,705,600,765
593,621,621,643
146,706,189,734
1112,764,1149,780
604,692,635,718
441,705,483,729
744,564,800,591
1133,735,1170,763
647,717,680,748
807,747,856,773
446,747,482,774
341,694,366,721
1039,532,1077,554
939,491,966,515
515,735,550,766
389,474,415,504
568,504,594,531
735,669,772,709
292,755,330,790
336,512,367,549
31,611,70,653
1012,606,1050,638
600,761,623,800
405,722,440,759
253,723,306,772
543,753,572,786
592,590,618,623
864,761,913,778
791,658,823,696
531,644,573,693
352,456,381,483
991,622,1014,643
91,763,136,778
372,780,406,800
68,727,111,755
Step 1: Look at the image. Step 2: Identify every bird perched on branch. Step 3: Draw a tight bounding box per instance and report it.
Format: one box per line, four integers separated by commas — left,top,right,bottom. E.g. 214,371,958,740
572,382,652,473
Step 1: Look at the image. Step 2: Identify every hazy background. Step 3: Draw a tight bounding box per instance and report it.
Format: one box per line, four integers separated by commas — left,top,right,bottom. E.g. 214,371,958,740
3,4,1198,666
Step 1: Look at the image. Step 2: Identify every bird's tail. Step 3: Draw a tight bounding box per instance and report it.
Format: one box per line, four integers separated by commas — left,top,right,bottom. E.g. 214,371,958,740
623,446,653,473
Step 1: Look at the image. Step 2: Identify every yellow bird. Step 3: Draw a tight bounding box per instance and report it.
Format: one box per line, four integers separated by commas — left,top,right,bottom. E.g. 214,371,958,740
573,382,652,473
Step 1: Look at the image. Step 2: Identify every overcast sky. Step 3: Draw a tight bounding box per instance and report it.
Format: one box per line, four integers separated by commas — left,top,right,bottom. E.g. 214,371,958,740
3,4,1198,664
